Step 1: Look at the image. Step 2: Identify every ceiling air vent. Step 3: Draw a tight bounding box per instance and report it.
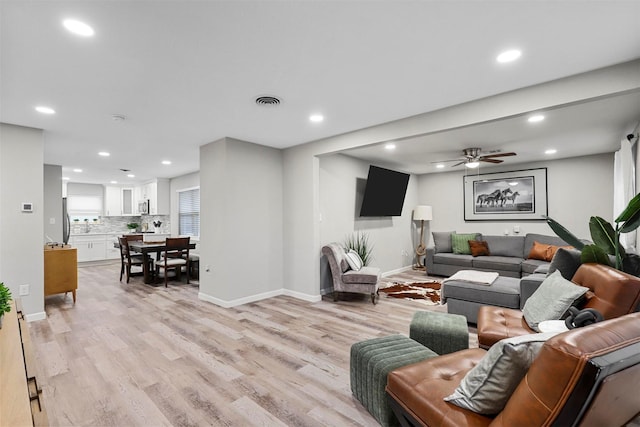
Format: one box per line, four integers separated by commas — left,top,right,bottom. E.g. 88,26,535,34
255,95,281,106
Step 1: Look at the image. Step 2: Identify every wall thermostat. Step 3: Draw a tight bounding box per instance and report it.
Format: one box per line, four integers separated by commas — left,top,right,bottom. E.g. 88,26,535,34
21,202,34,212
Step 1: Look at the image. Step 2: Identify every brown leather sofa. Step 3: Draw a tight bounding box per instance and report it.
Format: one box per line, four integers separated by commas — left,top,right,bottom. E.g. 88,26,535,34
477,263,640,348
386,312,640,427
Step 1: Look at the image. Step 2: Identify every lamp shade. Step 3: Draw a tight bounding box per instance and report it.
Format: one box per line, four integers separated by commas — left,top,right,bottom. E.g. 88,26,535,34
413,205,433,221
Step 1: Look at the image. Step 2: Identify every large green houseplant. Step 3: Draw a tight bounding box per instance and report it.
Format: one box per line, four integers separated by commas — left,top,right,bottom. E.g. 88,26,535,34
0,282,13,328
544,192,640,276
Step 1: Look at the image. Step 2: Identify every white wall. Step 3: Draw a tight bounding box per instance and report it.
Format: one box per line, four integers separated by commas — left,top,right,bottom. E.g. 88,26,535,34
417,153,614,244
169,171,199,238
198,137,284,306
0,123,45,319
43,164,63,243
319,154,418,278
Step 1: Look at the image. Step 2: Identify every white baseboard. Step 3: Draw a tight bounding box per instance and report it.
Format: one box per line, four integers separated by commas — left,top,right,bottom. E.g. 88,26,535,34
199,288,321,308
25,311,47,322
381,265,414,277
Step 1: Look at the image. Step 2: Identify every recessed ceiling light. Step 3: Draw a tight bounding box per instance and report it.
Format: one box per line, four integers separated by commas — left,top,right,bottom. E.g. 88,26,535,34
545,149,557,155
436,164,445,169
110,180,117,184
496,49,522,63
35,106,55,114
73,168,82,173
528,114,545,123
62,177,70,181
309,114,324,123
385,143,396,150
98,151,110,157
127,174,135,178
63,19,95,37
161,160,172,165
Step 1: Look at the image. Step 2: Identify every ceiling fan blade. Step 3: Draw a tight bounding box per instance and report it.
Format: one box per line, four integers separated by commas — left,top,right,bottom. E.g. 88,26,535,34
430,158,465,163
480,152,516,159
480,158,503,164
450,161,466,167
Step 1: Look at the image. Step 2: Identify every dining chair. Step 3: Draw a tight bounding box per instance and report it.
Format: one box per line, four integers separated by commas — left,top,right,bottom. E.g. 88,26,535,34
118,236,151,283
156,237,190,287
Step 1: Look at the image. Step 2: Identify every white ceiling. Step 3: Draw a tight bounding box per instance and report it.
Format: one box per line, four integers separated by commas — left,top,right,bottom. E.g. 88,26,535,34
1,1,640,184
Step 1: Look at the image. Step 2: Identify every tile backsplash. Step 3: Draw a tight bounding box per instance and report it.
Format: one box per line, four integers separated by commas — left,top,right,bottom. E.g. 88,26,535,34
71,215,170,235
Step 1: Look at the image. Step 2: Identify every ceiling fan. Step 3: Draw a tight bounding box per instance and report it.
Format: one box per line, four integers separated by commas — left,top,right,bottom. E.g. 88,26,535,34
434,147,517,168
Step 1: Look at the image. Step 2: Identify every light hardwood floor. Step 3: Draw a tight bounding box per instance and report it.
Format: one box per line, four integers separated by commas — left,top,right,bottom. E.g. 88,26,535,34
28,264,461,426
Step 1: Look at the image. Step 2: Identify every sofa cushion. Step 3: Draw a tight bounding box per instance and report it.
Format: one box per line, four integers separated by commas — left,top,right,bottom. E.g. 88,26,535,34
433,252,473,267
452,233,479,255
472,256,522,272
521,258,548,275
345,249,363,271
342,266,379,284
444,331,559,414
480,235,525,258
469,240,490,257
442,276,520,309
433,231,454,253
522,270,589,331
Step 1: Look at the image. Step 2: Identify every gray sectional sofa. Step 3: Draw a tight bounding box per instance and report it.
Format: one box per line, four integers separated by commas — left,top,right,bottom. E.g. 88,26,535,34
425,232,571,278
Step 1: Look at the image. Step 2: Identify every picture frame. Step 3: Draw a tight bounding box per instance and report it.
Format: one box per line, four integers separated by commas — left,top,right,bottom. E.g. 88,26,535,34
463,168,548,221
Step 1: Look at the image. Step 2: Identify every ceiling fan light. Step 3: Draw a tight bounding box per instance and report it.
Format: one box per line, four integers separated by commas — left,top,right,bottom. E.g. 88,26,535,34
465,161,480,169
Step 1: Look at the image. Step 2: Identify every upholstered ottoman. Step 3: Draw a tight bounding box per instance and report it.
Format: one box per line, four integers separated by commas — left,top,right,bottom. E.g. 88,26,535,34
410,311,469,355
350,335,437,427
441,275,521,323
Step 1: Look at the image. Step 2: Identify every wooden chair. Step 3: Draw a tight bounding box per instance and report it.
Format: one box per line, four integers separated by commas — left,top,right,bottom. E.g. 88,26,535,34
156,237,190,287
118,236,151,283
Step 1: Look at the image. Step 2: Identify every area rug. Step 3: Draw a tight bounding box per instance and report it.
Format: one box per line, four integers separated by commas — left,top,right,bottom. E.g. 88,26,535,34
379,281,441,305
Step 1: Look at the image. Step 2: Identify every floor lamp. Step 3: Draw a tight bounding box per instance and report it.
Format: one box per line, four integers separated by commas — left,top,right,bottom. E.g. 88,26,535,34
413,205,433,270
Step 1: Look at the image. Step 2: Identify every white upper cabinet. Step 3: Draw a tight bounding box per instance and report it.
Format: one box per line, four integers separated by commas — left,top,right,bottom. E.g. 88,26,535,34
104,185,136,216
138,178,169,215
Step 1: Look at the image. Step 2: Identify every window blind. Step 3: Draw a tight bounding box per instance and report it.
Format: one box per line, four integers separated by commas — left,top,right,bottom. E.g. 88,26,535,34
178,188,200,237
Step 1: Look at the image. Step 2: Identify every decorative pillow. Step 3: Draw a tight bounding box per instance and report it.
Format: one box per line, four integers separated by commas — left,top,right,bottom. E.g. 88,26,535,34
547,247,582,279
469,240,490,257
522,270,589,331
445,331,560,414
451,233,478,255
433,231,454,253
344,249,363,271
528,241,573,262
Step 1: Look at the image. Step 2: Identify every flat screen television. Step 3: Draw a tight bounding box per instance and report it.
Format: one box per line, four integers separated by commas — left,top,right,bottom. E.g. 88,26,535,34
359,165,410,217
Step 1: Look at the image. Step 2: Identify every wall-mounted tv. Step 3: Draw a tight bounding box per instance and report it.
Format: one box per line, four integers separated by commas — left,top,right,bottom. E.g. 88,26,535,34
359,165,410,217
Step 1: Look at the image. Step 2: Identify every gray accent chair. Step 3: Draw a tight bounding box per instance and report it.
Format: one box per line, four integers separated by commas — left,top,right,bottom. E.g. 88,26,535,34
322,243,380,304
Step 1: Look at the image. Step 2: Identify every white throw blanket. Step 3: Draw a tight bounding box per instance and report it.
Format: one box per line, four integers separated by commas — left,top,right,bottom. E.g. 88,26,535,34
442,270,499,285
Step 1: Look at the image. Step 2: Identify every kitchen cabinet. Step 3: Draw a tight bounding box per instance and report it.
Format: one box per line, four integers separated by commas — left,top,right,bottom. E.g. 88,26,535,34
138,178,170,215
104,186,137,216
69,235,107,262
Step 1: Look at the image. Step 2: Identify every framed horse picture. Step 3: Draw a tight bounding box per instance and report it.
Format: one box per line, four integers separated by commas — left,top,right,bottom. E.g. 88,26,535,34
463,168,548,221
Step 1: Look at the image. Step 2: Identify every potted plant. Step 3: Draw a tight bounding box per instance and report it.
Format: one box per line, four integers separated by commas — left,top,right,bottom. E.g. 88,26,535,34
344,231,374,266
545,192,640,276
126,223,139,233
0,282,12,329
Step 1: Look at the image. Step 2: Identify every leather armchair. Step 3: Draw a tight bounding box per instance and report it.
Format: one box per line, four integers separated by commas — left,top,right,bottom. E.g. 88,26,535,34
477,263,640,348
386,312,640,427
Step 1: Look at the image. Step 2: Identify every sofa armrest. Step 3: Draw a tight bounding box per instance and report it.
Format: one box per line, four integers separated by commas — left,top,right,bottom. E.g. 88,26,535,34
519,273,546,308
425,247,436,272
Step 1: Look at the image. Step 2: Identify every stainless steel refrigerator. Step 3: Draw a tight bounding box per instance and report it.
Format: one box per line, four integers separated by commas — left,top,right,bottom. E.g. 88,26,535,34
62,197,71,244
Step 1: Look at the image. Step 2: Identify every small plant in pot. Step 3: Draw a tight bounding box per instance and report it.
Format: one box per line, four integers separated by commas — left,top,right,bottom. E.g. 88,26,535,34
0,282,12,329
344,231,374,266
126,223,139,233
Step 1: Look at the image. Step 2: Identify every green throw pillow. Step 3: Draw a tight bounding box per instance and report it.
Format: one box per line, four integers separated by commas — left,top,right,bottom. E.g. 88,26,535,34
451,233,478,255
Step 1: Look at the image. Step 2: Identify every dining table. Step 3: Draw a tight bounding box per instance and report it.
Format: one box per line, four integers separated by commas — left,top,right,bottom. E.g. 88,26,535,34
128,240,197,284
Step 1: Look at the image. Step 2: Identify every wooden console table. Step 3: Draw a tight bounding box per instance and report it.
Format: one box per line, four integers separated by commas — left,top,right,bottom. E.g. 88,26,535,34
44,245,77,302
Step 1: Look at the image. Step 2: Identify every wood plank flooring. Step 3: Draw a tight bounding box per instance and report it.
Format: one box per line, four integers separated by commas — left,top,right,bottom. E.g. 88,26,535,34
28,264,462,427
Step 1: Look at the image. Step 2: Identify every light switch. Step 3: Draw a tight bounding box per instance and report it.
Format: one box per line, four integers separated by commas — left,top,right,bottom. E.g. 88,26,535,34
49,217,56,224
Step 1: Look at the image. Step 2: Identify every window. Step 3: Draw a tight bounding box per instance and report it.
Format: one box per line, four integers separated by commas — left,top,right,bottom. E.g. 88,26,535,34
178,187,200,237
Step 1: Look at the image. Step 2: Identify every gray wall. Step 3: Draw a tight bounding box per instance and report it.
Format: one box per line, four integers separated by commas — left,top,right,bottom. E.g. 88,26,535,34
319,154,419,293
0,123,45,319
199,137,284,306
43,164,63,243
417,153,614,244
